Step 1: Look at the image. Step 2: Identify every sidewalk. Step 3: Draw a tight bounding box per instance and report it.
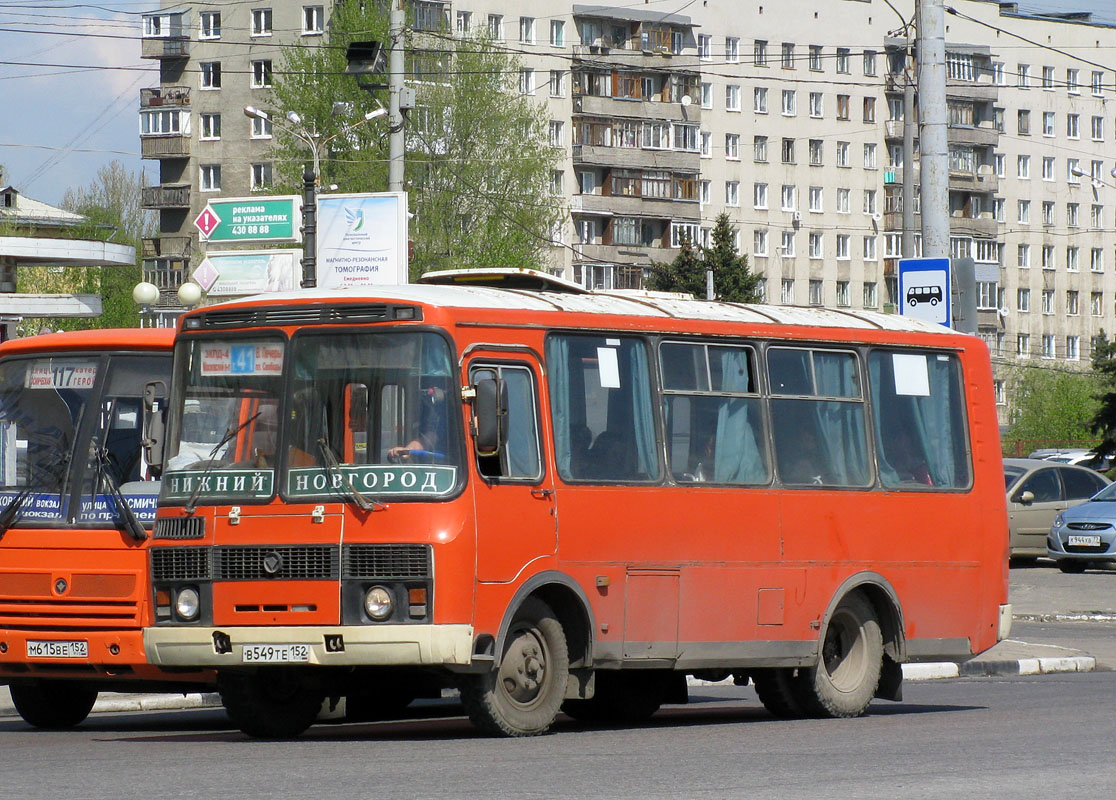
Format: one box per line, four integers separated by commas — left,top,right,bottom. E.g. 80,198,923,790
1,638,1097,721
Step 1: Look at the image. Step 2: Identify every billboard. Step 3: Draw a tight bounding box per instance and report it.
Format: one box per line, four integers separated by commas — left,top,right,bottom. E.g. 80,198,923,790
316,192,408,287
191,249,300,296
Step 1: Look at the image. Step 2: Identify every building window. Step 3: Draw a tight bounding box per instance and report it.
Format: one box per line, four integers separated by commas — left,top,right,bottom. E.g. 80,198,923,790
700,82,713,109
1042,335,1056,359
1067,247,1080,272
809,232,823,259
1067,113,1080,139
199,113,220,140
782,89,796,116
809,280,824,306
863,236,877,261
781,138,795,164
753,229,768,257
1018,64,1030,87
837,187,850,213
1017,334,1030,359
1042,201,1054,226
456,10,471,34
303,6,324,35
753,39,767,65
1093,70,1105,96
753,87,767,113
1017,288,1030,312
1042,65,1055,89
836,234,850,260
863,282,877,308
699,34,712,60
488,14,503,39
780,232,795,257
947,52,974,81
1092,248,1104,272
781,42,794,69
809,140,823,166
725,181,739,207
809,92,823,118
836,95,850,120
1042,288,1055,314
549,120,563,147
809,45,822,71
1068,203,1079,228
200,164,221,192
836,47,850,73
1018,200,1030,224
836,141,850,168
519,68,534,95
753,183,768,209
863,189,877,215
700,131,712,157
1067,68,1080,94
700,180,711,205
519,16,535,44
1068,290,1080,315
1067,336,1080,361
727,85,741,111
200,11,221,39
200,61,221,89
753,135,767,163
1042,156,1054,181
781,279,795,304
1042,245,1054,269
1017,109,1030,134
550,20,564,46
726,37,739,63
863,97,875,123
251,60,273,88
139,109,184,136
250,116,272,139
250,163,273,189
1017,155,1030,179
863,50,876,76
251,8,272,36
1068,159,1081,183
1042,111,1055,136
1093,292,1104,316
725,133,740,160
1093,116,1104,141
780,185,796,211
863,143,877,169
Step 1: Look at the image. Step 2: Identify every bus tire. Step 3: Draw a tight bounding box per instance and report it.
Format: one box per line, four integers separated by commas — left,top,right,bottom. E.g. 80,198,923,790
753,668,807,719
561,671,664,723
460,597,568,737
219,670,323,739
10,682,97,729
799,592,883,718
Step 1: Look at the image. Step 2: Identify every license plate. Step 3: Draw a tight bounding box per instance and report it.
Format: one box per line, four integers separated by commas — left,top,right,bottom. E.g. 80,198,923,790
241,644,311,663
26,640,88,659
1068,534,1102,547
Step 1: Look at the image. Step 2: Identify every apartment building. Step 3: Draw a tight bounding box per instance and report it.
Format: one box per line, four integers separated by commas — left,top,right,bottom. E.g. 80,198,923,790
138,1,1116,421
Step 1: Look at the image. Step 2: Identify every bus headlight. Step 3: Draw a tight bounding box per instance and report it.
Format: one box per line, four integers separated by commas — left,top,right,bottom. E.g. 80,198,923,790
174,587,200,621
363,586,394,621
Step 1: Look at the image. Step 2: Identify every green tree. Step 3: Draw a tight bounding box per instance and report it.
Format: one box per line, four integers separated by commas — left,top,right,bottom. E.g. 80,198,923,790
17,161,150,332
1090,330,1116,456
647,213,762,302
270,3,564,278
1002,365,1100,451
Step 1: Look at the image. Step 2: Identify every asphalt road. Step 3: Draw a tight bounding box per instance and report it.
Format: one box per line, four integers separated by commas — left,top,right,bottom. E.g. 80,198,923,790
1,672,1113,800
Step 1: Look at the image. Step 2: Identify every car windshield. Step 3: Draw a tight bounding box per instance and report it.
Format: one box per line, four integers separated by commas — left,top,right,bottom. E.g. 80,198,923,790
162,338,284,503
1004,465,1026,490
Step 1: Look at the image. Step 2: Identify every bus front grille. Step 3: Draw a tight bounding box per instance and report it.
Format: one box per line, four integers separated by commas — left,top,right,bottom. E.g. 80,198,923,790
151,547,211,582
214,546,339,580
154,517,206,539
0,572,140,628
343,544,431,579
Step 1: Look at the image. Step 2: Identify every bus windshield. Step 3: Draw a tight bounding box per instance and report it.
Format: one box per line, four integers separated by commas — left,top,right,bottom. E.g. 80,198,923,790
162,331,462,503
0,353,169,526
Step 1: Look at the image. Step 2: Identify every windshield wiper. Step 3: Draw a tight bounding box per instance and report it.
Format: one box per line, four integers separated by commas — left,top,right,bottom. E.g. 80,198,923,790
183,410,262,515
94,445,147,541
317,438,386,512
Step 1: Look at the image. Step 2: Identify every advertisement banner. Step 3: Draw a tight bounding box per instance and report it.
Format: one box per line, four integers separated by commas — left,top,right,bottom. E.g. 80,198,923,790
192,249,300,296
316,192,408,287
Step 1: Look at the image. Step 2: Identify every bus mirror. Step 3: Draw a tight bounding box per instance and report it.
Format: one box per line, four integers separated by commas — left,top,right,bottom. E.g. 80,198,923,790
347,383,369,430
473,376,507,456
142,380,168,476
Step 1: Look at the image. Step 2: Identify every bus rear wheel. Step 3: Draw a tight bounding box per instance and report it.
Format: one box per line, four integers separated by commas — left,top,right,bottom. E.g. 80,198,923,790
753,668,807,719
219,669,323,739
798,593,883,718
460,597,568,737
10,681,97,729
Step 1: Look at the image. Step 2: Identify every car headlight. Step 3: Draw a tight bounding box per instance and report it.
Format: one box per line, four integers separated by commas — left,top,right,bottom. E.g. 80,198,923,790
363,586,394,621
174,586,200,621
1052,513,1066,529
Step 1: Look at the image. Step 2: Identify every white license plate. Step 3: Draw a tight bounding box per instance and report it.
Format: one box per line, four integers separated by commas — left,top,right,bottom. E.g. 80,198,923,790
26,640,88,659
1068,534,1102,547
241,644,311,663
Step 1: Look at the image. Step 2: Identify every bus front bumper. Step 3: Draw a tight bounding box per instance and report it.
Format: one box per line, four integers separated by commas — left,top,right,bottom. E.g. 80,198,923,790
144,624,476,668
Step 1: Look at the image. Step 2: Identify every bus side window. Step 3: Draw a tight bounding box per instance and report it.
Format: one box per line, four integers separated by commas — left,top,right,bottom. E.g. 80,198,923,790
471,365,542,482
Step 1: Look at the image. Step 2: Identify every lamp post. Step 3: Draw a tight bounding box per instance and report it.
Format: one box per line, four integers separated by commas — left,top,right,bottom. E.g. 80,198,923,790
243,105,386,288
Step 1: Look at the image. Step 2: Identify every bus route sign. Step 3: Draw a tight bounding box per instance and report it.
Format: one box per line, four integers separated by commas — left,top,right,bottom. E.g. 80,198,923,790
194,196,302,244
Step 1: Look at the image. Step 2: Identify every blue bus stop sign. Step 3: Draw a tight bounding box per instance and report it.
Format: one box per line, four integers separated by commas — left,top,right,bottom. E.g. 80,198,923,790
898,258,951,327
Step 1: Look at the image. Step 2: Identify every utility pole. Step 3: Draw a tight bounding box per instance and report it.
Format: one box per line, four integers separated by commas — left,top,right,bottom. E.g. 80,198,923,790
388,0,406,193
916,0,950,260
902,65,916,258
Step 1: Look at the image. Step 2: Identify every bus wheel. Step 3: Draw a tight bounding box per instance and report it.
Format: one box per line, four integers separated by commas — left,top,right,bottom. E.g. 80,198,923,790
800,593,883,718
752,669,807,719
10,682,97,729
562,671,665,723
219,670,323,739
460,597,569,737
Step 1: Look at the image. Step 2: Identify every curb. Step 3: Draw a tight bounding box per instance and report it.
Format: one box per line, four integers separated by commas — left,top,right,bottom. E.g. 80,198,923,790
0,688,221,720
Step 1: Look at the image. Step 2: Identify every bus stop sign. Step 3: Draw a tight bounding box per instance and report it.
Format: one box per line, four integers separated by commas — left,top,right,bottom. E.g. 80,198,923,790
898,258,950,328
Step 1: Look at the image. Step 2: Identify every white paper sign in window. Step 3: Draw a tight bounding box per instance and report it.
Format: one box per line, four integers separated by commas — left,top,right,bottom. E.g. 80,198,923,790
892,353,930,396
596,347,621,389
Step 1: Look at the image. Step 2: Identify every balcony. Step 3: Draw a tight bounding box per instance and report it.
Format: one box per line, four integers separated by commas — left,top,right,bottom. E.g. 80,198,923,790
884,120,906,139
141,135,190,159
573,242,669,265
572,144,699,171
948,167,998,194
142,184,190,210
140,86,190,109
945,81,998,102
141,37,188,60
573,94,699,123
142,235,192,259
947,123,998,147
949,214,999,238
571,193,700,221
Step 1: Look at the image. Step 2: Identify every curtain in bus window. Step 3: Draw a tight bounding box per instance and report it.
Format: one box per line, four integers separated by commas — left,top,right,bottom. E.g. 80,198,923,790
548,337,573,478
503,368,540,478
813,352,869,486
712,347,768,483
868,351,969,489
628,343,657,479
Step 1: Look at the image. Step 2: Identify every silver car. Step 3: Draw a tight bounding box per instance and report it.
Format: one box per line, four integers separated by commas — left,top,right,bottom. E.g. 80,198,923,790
1004,458,1110,559
1048,480,1116,572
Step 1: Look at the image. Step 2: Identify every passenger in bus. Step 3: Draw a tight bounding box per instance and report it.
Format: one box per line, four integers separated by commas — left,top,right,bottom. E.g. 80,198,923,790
585,430,632,480
779,426,828,485
885,427,933,486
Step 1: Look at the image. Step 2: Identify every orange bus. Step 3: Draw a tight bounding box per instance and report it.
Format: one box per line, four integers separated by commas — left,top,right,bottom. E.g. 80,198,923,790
142,275,1011,737
0,328,211,727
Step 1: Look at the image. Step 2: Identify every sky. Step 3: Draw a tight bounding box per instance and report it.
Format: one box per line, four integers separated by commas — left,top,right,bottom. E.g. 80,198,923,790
0,2,154,206
1,1,1115,207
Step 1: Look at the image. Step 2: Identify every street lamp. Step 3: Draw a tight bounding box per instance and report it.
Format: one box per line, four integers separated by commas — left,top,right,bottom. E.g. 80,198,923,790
243,104,386,288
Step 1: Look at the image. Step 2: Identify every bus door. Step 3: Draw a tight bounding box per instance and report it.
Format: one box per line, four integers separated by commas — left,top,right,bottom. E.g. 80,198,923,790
467,357,556,583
